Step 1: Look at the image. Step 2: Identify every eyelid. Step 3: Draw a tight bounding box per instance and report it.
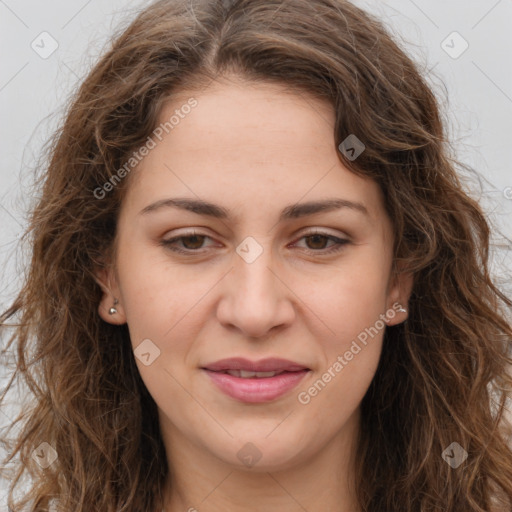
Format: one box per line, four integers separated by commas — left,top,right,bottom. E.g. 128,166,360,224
163,226,348,240
160,227,350,255
298,227,348,238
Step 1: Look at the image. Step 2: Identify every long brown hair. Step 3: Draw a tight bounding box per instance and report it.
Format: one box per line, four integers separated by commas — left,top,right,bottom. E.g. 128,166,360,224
1,0,511,510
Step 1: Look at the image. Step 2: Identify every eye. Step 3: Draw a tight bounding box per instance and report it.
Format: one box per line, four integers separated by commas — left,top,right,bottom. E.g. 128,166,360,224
292,230,350,254
160,230,215,254
159,229,350,255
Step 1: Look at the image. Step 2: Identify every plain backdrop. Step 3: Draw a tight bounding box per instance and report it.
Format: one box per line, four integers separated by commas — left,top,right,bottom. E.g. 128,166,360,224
0,0,511,500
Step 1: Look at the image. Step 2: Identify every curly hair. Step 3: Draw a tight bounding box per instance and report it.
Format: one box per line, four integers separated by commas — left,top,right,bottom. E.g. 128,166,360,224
1,0,511,510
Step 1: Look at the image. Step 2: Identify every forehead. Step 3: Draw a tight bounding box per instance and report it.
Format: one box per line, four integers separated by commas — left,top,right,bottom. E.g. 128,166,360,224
160,78,335,154
122,78,388,229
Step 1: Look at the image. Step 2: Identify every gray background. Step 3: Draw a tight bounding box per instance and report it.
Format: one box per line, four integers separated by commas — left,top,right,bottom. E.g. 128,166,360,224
1,0,511,500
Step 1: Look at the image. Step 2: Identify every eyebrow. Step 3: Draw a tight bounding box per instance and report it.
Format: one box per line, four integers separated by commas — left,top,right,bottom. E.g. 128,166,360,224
139,197,369,221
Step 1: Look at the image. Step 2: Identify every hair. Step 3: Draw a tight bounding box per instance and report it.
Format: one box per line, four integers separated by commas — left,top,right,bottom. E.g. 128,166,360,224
1,0,511,510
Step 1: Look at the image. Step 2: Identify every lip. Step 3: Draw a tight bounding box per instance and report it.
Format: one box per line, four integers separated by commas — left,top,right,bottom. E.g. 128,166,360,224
202,357,309,373
201,357,311,403
202,368,310,403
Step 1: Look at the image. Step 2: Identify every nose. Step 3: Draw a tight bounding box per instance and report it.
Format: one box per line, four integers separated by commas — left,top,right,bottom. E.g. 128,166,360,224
215,239,296,339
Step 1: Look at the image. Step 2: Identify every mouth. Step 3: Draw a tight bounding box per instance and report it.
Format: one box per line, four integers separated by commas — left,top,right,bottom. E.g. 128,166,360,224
211,369,295,378
201,357,311,403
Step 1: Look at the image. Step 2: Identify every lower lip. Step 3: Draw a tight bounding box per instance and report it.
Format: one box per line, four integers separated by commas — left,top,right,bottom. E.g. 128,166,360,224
203,369,310,403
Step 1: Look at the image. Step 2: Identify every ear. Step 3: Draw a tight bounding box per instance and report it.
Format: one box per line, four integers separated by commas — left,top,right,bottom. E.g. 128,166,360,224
385,263,414,326
94,265,127,325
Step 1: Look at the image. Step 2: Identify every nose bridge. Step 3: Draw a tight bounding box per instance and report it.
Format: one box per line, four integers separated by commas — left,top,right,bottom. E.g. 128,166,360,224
233,235,279,305
217,235,294,337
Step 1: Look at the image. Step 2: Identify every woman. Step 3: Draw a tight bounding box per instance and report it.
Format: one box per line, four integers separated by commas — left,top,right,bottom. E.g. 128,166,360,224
1,0,511,510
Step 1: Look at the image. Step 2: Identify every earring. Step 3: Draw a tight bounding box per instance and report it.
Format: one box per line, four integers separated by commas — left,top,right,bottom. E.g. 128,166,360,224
109,298,119,315
397,306,407,313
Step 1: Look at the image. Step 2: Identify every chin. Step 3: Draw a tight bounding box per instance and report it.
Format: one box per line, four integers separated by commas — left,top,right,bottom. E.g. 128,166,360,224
218,432,314,473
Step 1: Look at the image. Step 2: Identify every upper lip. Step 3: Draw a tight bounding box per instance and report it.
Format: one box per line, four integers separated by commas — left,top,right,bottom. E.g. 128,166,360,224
202,357,309,372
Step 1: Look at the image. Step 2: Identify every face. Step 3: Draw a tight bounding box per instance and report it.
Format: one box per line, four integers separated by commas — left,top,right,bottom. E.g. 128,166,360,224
97,76,412,473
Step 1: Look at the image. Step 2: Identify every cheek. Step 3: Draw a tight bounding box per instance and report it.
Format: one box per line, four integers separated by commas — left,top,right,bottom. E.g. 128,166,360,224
116,240,209,338
297,307,385,433
299,340,382,448
306,255,391,339
298,254,389,406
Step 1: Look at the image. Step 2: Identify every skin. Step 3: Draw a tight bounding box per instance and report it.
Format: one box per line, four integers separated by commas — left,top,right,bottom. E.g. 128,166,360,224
96,75,413,512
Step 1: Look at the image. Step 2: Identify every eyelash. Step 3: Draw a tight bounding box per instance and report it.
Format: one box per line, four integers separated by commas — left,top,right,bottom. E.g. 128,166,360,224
159,229,350,256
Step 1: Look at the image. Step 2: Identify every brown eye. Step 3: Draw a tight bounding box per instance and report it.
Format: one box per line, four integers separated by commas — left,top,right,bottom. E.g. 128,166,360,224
304,234,330,250
178,234,207,250
294,231,350,254
160,230,350,256
160,231,214,254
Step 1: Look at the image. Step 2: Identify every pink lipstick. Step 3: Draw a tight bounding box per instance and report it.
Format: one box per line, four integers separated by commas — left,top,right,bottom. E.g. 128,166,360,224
201,357,310,403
